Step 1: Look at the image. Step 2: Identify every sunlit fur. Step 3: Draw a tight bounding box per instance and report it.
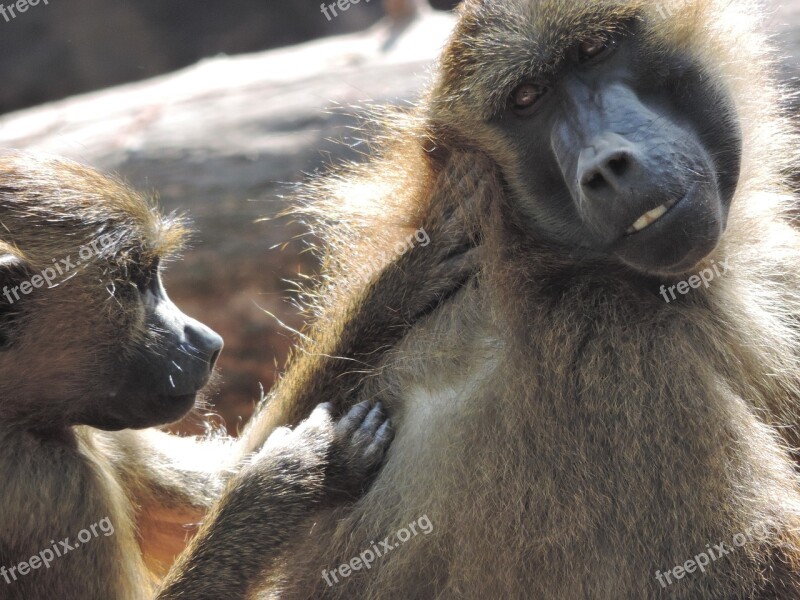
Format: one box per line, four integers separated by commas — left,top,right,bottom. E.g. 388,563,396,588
254,1,800,598
0,153,396,599
0,154,229,599
0,152,186,267
0,152,188,427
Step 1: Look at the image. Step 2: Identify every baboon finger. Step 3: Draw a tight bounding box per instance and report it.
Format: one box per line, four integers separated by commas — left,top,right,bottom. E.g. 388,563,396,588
369,419,394,454
335,400,371,438
363,420,394,468
359,402,386,438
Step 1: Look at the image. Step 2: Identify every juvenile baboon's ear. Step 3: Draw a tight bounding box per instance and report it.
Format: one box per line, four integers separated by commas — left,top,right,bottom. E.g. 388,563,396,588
0,253,28,287
0,253,29,348
0,254,22,267
0,252,27,285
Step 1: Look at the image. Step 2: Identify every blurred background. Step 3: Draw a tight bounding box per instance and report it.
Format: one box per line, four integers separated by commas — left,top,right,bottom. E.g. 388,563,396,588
0,0,796,435
0,0,460,114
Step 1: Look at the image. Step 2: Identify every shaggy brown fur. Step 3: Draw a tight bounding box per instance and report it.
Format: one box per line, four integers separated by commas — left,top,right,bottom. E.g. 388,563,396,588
0,152,227,598
234,0,800,598
237,151,490,457
0,152,472,599
0,153,399,599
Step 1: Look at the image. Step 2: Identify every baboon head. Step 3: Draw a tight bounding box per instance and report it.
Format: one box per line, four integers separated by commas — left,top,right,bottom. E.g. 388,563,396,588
431,0,758,275
0,153,223,431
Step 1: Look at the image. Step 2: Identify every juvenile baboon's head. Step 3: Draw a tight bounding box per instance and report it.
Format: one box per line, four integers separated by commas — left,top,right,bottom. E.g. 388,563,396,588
430,0,785,276
0,153,223,431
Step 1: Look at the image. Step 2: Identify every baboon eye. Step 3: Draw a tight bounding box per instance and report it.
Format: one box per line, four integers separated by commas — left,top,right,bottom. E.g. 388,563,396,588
510,83,548,114
131,257,160,292
578,35,615,62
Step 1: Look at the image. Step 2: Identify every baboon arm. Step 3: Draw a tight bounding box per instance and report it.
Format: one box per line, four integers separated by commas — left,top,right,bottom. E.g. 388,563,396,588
156,402,389,600
155,444,324,599
97,429,237,576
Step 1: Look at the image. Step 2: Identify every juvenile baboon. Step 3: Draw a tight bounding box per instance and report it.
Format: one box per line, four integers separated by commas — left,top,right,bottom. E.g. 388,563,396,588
235,0,800,598
0,151,479,599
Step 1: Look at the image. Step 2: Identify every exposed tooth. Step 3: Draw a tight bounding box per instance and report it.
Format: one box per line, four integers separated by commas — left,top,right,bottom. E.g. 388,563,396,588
627,204,668,234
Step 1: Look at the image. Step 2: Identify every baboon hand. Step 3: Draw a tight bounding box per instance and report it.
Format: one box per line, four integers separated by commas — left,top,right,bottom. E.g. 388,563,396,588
256,401,393,503
325,400,394,502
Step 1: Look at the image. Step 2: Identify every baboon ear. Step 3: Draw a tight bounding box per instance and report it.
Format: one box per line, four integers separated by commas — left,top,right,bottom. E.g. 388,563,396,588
0,253,27,286
0,249,25,285
0,254,23,267
0,253,27,349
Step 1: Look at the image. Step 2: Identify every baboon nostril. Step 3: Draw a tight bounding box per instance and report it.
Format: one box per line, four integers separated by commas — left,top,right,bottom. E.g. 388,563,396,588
209,349,221,371
608,155,628,176
582,171,607,190
184,321,224,373
580,151,634,194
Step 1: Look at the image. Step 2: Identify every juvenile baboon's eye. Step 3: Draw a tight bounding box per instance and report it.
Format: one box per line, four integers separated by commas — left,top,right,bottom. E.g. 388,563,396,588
578,35,615,62
510,83,548,113
131,257,160,292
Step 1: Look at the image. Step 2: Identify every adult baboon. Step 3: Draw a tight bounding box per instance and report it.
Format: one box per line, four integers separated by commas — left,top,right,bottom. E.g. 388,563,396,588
236,0,800,598
0,152,479,598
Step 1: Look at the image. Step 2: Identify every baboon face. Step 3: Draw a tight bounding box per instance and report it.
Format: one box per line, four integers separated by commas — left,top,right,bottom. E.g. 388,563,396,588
495,19,741,274
445,2,743,275
0,239,223,432
0,240,223,432
87,261,224,431
0,154,223,431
